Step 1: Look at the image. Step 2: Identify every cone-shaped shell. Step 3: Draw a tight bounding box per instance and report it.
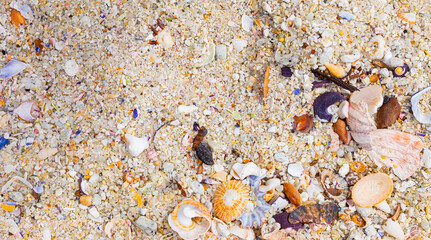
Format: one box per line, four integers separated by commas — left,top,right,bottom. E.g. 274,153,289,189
214,180,249,223
168,198,212,240
14,100,40,122
352,173,393,208
324,63,345,78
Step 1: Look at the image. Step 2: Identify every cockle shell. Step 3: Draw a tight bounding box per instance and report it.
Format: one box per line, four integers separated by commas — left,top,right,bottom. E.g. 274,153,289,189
14,100,40,122
352,173,393,208
383,219,405,240
168,198,212,240
261,222,292,240
124,134,149,157
411,86,431,124
0,59,27,79
214,180,249,223
368,129,423,180
320,170,348,201
349,85,383,115
368,36,385,59
228,225,255,240
231,162,266,180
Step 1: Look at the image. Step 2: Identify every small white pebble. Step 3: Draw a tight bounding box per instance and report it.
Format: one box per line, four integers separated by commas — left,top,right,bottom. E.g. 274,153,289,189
178,105,198,114
64,60,80,76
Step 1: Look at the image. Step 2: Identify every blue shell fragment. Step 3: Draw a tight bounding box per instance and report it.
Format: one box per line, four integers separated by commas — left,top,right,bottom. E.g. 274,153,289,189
0,59,27,79
0,136,10,150
339,11,355,21
133,109,138,119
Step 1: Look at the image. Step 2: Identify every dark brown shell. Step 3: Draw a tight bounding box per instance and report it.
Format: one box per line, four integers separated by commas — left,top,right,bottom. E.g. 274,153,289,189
288,202,339,225
371,59,390,69
376,97,401,129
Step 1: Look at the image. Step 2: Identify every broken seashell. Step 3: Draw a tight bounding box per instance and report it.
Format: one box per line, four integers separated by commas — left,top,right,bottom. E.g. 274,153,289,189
313,92,345,122
351,213,367,227
211,171,227,182
204,232,218,240
213,180,249,223
260,178,281,193
375,200,391,213
14,100,40,122
337,101,349,119
197,39,215,67
368,36,385,59
349,85,383,115
168,198,212,240
64,59,80,76
178,105,198,114
261,222,292,240
320,171,348,201
411,86,431,124
346,101,377,149
352,173,393,208
157,28,174,49
333,119,349,144
231,162,266,180
350,161,366,173
345,172,361,186
0,59,27,79
124,134,149,157
293,114,313,133
288,202,339,225
272,212,303,231
368,129,424,180
232,39,247,52
105,218,132,239
80,195,93,206
37,147,58,160
383,219,405,240
283,182,301,206
241,15,253,32
398,12,416,24
228,225,255,240
324,63,345,78
287,163,304,177
392,63,409,78
238,176,271,228
376,97,401,128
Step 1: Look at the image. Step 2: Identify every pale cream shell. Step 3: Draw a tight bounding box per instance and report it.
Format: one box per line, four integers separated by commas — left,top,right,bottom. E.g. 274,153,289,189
352,173,393,208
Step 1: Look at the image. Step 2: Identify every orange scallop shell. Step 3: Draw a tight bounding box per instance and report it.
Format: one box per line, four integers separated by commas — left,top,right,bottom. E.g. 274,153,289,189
213,180,249,223
350,161,366,173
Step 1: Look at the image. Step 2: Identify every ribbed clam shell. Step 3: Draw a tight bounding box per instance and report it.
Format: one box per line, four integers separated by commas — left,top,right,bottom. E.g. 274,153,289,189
213,180,249,223
168,198,212,240
0,59,27,79
368,129,423,180
14,100,40,122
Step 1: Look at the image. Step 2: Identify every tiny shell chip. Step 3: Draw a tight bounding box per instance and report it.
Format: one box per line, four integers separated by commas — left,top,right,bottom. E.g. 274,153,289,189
232,39,247,52
157,28,174,49
0,136,10,150
288,202,339,225
338,11,355,21
0,59,27,79
14,100,40,122
214,180,250,223
178,105,198,114
287,163,304,177
64,60,80,76
352,173,393,208
411,86,431,124
241,15,253,32
324,63,345,78
10,9,26,27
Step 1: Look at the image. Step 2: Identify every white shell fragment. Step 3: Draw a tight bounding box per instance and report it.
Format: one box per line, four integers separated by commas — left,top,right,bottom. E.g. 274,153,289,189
287,163,304,177
338,101,349,119
340,50,360,63
232,39,247,52
14,100,40,122
241,15,253,32
374,200,391,213
411,86,431,124
259,178,281,193
211,218,230,238
383,219,405,240
124,134,149,157
197,39,215,67
274,152,289,162
157,28,174,49
215,44,227,60
0,59,27,79
37,148,58,160
231,162,266,180
368,36,385,59
423,149,431,169
64,59,80,76
178,105,198,114
105,218,132,239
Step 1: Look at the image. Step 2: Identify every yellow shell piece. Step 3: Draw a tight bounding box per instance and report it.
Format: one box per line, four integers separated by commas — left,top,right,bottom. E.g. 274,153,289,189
1,203,16,212
324,63,345,78
214,180,250,223
398,12,416,24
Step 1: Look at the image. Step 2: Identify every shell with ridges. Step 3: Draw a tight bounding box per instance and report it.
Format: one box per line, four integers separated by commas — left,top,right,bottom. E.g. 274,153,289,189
349,85,383,115
168,198,212,240
398,12,416,24
213,180,249,223
261,222,291,240
352,173,393,208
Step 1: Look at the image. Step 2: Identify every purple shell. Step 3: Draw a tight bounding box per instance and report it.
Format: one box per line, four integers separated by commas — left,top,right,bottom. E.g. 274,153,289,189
281,66,293,77
0,59,27,79
312,80,331,89
238,175,270,228
393,63,409,78
313,92,345,122
273,212,303,231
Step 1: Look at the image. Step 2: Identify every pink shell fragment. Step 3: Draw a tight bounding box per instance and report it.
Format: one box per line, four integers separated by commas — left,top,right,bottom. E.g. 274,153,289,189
147,150,158,159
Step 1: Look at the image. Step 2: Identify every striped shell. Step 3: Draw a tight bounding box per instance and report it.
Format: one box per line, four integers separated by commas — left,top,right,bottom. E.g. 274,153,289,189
214,180,249,223
168,199,212,240
398,12,416,24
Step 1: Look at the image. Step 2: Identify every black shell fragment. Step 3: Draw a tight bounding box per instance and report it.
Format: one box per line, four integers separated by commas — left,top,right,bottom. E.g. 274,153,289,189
196,142,214,165
288,202,339,225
